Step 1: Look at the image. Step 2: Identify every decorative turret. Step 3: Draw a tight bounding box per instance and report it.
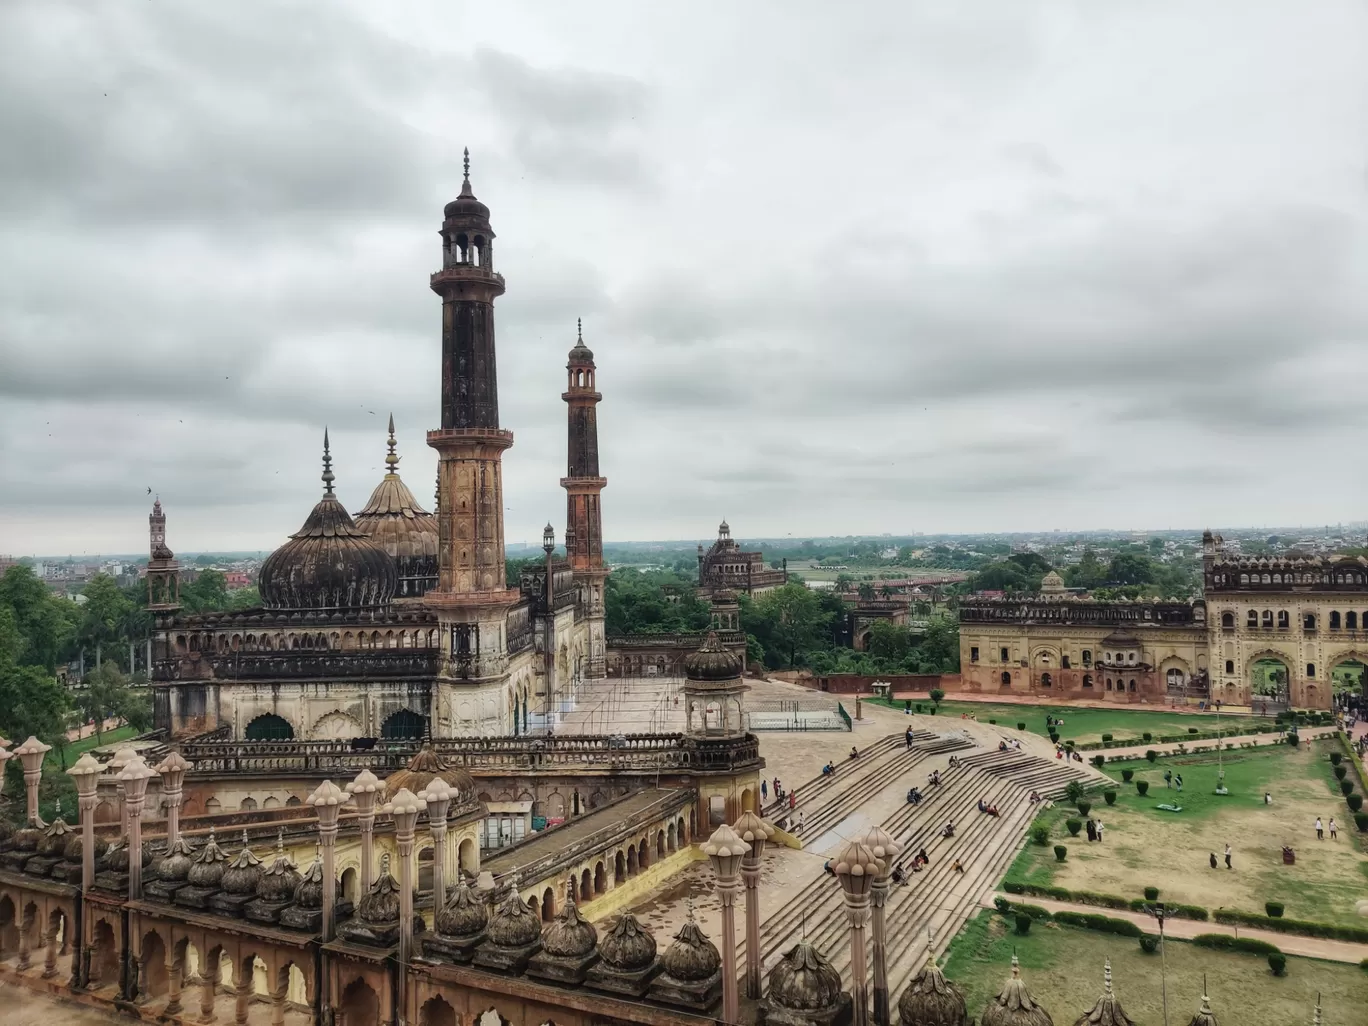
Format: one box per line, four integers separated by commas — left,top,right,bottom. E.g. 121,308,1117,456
385,744,475,802
424,876,489,965
981,956,1053,1026
1186,982,1219,1026
209,829,264,916
245,831,303,925
175,828,229,910
147,497,180,610
338,853,404,947
682,632,750,738
649,907,723,1011
898,959,968,1026
763,940,851,1026
1072,962,1134,1026
529,894,600,984
353,416,439,599
474,882,543,974
586,913,660,998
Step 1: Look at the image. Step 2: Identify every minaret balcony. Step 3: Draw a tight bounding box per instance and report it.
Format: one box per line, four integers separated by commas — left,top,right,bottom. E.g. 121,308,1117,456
560,476,607,492
430,266,505,290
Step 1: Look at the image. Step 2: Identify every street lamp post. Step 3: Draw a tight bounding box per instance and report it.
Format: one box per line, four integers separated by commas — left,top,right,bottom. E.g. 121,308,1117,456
385,787,423,1008
832,837,882,1026
156,750,191,846
14,736,53,826
347,768,382,893
862,825,903,1026
117,755,156,902
419,778,455,912
702,823,747,1023
732,811,773,999
1145,902,1170,1026
307,780,349,942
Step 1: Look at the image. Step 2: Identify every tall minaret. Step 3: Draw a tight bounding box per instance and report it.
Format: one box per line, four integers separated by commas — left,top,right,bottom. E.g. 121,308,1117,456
562,319,609,681
426,151,520,736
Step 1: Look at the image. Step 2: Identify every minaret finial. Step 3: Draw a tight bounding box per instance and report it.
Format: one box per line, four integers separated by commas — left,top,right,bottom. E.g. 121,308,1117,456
577,317,583,344
322,428,335,496
1103,959,1113,995
463,147,470,181
385,414,399,476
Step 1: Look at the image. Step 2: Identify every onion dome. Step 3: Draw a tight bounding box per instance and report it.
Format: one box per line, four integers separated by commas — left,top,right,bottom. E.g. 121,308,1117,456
769,940,844,1012
293,849,326,909
357,855,402,924
104,838,154,872
660,911,720,982
187,828,229,888
982,956,1053,1026
1186,987,1219,1026
443,150,491,221
258,431,397,613
12,824,41,852
257,832,301,902
63,830,107,864
487,884,542,948
684,632,742,682
1040,571,1065,594
353,418,438,574
541,895,597,959
157,836,197,882
599,914,656,972
221,830,263,895
385,745,475,802
1073,962,1134,1026
39,817,72,856
899,960,969,1026
436,877,489,938
568,318,594,365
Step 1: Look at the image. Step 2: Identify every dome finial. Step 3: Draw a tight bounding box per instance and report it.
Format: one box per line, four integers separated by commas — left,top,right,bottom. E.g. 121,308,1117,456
463,147,470,182
385,414,400,476
577,317,583,344
1103,959,1113,995
322,428,335,496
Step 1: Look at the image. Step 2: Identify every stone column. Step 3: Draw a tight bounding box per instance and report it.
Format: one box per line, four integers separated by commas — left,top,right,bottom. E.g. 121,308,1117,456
346,769,381,893
200,951,218,1024
271,980,287,1026
43,918,58,978
833,838,881,1026
235,959,250,1026
69,754,104,893
307,781,349,942
419,778,454,912
156,751,191,847
386,788,422,998
165,953,183,1016
702,823,746,1024
862,825,902,1026
108,745,139,838
119,755,156,902
14,736,53,826
16,907,33,970
732,811,773,1000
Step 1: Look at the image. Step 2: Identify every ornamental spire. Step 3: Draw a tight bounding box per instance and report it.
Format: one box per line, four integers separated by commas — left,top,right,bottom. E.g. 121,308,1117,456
385,414,400,476
322,428,335,497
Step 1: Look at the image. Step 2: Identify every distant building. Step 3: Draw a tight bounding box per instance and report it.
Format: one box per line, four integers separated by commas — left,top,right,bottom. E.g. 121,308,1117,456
696,520,786,598
222,570,253,590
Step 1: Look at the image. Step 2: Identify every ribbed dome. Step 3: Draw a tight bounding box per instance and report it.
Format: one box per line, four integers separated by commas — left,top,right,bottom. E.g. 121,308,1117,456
39,818,71,856
436,878,488,938
63,831,107,864
487,887,542,948
541,896,597,959
660,916,720,982
443,166,491,221
259,432,397,613
684,632,742,682
1073,962,1134,1026
568,319,595,365
353,418,439,589
385,745,476,802
157,836,197,882
257,837,302,902
292,852,326,910
982,957,1053,1026
357,862,402,924
769,941,844,1011
899,960,969,1026
12,825,41,852
186,830,229,888
599,914,656,971
104,839,153,872
220,834,263,896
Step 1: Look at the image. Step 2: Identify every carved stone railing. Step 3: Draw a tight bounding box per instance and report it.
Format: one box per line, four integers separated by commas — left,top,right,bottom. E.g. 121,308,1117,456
178,731,762,778
606,630,745,651
152,649,439,682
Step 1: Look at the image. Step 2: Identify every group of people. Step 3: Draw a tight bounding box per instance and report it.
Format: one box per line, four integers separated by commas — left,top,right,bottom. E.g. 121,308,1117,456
1085,817,1105,842
1314,816,1338,840
820,762,836,777
1208,844,1233,869
998,738,1022,752
906,786,924,805
1027,790,1042,804
1163,769,1185,792
764,777,786,805
890,847,932,885
977,798,1000,817
1054,746,1085,762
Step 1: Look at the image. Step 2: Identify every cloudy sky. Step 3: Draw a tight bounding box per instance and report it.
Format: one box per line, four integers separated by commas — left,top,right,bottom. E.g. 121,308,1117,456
2,1,1367,556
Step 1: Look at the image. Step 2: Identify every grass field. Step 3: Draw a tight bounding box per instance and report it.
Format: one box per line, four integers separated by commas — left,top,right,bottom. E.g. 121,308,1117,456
942,910,1368,1026
875,697,1265,746
1005,738,1368,925
48,725,137,770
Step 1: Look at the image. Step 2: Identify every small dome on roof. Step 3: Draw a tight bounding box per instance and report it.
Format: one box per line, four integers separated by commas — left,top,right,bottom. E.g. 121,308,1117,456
220,833,263,896
186,829,229,888
568,318,595,365
486,886,542,948
1072,961,1135,1026
353,417,439,565
683,632,742,682
769,940,844,1012
39,818,71,856
292,850,326,910
357,858,402,924
981,956,1053,1026
257,835,302,903
436,878,488,938
385,744,476,800
540,895,597,959
599,914,656,971
157,836,197,882
443,154,492,222
660,915,720,982
1040,571,1065,594
899,960,968,1026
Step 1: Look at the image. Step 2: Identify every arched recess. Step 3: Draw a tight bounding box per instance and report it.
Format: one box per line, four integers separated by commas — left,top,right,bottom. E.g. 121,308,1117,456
244,713,295,741
140,930,169,1000
339,977,380,1026
422,996,458,1026
311,710,364,740
381,708,425,740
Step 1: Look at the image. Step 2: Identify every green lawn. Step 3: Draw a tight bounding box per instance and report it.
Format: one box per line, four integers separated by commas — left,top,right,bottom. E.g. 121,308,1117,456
876,696,1264,746
48,725,137,770
942,910,1368,1026
1005,738,1368,925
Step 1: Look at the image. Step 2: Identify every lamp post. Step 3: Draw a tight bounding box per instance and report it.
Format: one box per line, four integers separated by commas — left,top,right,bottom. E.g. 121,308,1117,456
385,787,423,1011
862,825,903,1026
107,745,138,838
702,823,747,1023
731,811,773,1000
347,768,382,893
832,837,881,1026
543,522,557,728
156,750,191,846
1145,902,1170,1026
68,752,104,990
418,778,454,911
307,780,348,942
118,755,156,901
14,736,53,826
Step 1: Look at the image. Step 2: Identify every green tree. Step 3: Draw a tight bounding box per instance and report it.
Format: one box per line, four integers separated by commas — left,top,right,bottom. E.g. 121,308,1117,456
857,582,876,602
0,606,71,757
78,661,151,742
0,565,74,671
747,584,831,669
182,568,229,612
1067,549,1108,590
866,620,912,660
78,574,134,659
1107,553,1156,586
919,618,960,672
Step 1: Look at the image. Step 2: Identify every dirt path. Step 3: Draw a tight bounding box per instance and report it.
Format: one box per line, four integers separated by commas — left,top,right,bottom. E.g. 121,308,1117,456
991,892,1368,964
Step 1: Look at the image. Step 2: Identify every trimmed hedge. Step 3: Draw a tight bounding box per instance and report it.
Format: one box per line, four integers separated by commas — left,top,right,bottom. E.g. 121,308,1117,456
1145,750,1158,763
1077,801,1092,817
1348,794,1363,813
1002,882,1206,919
1091,755,1107,768
1265,902,1284,918
1051,910,1142,937
1139,935,1159,954
1066,818,1082,836
1192,933,1281,956
1103,790,1117,805
1212,909,1368,944
1354,811,1368,831
1031,825,1050,846
1268,953,1286,976
1136,781,1150,796
1018,722,1026,731
1330,752,1343,765
1334,765,1348,781
1101,733,1114,742
1054,845,1067,862
1121,769,1134,782
1143,887,1159,901
1340,780,1354,797
1015,914,1032,935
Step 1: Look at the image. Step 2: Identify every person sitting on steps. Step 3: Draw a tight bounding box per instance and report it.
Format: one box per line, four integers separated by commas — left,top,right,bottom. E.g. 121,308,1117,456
849,746,860,760
941,821,955,838
950,858,964,873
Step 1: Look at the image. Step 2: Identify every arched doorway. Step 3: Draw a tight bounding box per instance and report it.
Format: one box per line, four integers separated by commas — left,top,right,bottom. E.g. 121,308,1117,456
1250,656,1290,709
244,714,294,740
140,931,169,1000
381,708,425,739
339,978,379,1026
422,996,458,1026
1331,658,1366,713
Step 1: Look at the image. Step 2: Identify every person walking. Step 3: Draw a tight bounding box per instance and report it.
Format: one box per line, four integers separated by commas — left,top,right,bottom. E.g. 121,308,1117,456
796,811,805,835
1086,819,1097,842
905,727,914,749
1224,843,1232,869
1175,774,1183,791
789,790,797,812
1095,819,1104,842
1164,769,1172,788
761,780,768,804
1315,817,1324,840
1329,816,1337,840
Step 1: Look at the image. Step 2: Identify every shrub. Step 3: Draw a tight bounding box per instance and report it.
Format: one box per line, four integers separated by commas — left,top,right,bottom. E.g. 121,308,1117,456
1340,780,1354,797
1014,914,1032,935
1136,781,1150,796
1103,790,1117,806
929,687,945,706
1211,909,1368,943
1054,845,1067,862
1354,811,1368,831
1142,732,1153,742
1066,818,1082,836
1018,722,1026,731
1334,765,1348,781
1003,881,1025,894
915,704,923,713
989,718,997,725
1031,825,1050,846
1101,733,1114,743
1288,733,1300,747
1015,903,1052,920
1143,887,1159,901
929,707,937,715
1077,801,1092,817
1268,953,1286,976
1052,910,1142,937
1348,794,1363,813
1192,933,1281,956
1265,902,1284,918
1049,731,1059,743
1065,780,1085,803
1145,750,1158,763
1361,957,1368,973
1330,752,1343,765
1121,769,1134,782
1139,934,1159,954
994,897,1011,914
1092,755,1106,768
